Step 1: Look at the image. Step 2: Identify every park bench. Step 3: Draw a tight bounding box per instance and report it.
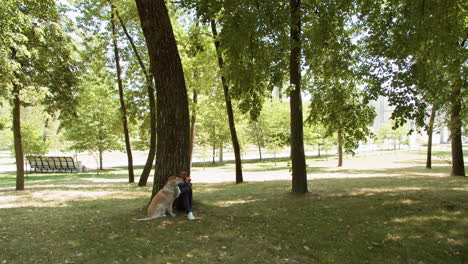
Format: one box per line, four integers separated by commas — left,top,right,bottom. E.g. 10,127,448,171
26,156,77,173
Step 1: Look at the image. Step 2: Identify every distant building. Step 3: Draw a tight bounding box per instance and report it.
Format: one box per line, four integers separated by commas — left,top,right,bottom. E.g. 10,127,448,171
369,96,393,131
369,96,454,146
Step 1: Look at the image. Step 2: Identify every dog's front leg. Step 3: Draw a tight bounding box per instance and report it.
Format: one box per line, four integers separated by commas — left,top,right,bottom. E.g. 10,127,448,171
167,205,176,217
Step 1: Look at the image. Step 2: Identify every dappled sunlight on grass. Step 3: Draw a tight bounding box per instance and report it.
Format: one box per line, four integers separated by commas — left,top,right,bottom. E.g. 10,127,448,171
392,215,457,224
81,177,129,183
214,198,266,207
351,186,426,196
0,185,147,208
0,149,467,263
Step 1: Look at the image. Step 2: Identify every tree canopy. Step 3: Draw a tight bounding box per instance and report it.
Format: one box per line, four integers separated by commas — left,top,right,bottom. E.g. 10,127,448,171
2,0,465,192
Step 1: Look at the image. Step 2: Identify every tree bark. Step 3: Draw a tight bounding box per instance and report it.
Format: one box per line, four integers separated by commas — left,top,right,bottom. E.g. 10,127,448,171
99,150,103,170
337,130,343,167
111,5,134,183
43,117,49,142
258,143,262,161
113,3,156,186
426,106,437,169
210,19,244,184
135,0,191,195
289,0,308,193
450,84,465,176
12,81,24,191
189,89,198,170
219,141,224,162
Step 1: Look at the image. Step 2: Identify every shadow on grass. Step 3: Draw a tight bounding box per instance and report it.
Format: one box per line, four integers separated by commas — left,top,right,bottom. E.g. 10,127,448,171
327,165,452,176
1,176,467,264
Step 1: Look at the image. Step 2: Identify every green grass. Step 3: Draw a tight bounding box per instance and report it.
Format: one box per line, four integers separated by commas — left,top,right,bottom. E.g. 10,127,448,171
0,161,467,263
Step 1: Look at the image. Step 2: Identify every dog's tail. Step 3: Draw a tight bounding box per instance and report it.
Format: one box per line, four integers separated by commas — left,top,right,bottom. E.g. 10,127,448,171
135,217,153,221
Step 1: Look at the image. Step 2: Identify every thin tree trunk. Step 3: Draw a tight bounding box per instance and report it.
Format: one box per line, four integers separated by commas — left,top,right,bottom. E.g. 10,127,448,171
212,141,216,164
258,143,262,161
450,84,465,176
135,0,191,196
43,117,49,142
426,106,437,169
289,0,308,193
12,80,24,191
219,141,223,162
99,150,103,170
337,130,343,167
189,89,198,170
111,6,134,183
113,3,156,186
210,19,243,184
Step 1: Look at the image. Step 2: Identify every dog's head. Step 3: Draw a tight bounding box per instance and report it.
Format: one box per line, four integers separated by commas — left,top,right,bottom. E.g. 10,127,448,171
166,176,182,187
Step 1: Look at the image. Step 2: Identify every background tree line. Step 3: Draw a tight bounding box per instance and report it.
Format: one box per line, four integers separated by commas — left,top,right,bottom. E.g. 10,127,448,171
0,0,465,193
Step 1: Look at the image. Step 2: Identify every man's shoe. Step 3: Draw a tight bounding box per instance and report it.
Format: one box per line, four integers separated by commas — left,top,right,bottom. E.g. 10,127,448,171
187,211,195,220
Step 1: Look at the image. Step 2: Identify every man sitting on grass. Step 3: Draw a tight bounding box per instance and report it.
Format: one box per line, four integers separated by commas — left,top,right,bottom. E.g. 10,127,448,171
174,171,195,220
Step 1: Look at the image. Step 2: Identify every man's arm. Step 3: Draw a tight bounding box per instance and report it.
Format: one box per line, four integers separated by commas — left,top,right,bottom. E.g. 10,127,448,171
178,182,192,194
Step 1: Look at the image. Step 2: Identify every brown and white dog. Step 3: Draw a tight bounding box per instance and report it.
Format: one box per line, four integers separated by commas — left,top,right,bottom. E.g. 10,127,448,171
138,176,182,221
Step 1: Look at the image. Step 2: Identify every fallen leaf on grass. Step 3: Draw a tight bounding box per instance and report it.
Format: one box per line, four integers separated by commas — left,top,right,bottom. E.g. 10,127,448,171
108,234,120,240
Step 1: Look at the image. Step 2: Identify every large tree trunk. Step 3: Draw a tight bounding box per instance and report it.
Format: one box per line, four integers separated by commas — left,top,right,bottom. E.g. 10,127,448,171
450,84,465,176
337,130,343,167
210,19,244,184
113,4,156,187
189,89,198,170
426,106,437,169
289,0,308,193
12,81,24,191
135,0,191,195
111,5,134,183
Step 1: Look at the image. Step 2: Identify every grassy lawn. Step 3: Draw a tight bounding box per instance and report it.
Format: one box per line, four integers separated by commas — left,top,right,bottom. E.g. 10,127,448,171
0,151,467,263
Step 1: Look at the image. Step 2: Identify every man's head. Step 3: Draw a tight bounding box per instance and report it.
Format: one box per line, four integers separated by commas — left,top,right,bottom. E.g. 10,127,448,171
178,171,188,180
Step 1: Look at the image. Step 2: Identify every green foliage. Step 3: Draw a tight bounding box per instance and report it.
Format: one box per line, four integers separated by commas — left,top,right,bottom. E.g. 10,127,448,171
375,123,410,150
15,122,48,157
0,0,80,118
181,0,290,120
196,94,231,155
358,0,467,128
62,37,122,155
63,82,122,154
307,80,376,153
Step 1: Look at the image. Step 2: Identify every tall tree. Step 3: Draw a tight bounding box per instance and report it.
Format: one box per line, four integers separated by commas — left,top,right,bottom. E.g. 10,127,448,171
289,0,307,193
196,95,231,164
110,3,134,183
12,79,24,190
111,4,157,186
0,0,80,190
62,36,122,170
359,0,466,176
426,106,437,169
307,81,376,167
134,0,191,194
210,19,243,184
